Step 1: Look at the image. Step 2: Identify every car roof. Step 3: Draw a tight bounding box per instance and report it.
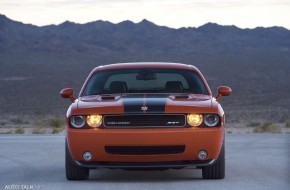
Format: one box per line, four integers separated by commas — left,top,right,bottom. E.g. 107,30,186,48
93,62,199,72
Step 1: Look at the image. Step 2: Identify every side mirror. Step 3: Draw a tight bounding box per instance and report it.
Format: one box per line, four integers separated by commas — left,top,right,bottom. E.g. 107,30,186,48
216,86,232,101
60,88,76,102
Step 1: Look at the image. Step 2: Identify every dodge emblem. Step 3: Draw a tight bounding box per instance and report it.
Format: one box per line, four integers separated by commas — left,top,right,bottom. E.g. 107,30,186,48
141,106,148,111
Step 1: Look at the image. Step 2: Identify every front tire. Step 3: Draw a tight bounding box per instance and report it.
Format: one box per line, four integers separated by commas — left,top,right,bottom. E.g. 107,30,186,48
202,143,225,179
65,139,89,180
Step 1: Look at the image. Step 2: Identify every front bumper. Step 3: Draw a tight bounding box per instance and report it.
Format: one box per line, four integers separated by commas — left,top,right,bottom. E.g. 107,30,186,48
67,127,224,163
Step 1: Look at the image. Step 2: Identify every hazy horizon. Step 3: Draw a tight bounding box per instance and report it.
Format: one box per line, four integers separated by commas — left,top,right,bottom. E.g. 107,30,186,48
1,13,289,31
0,0,290,30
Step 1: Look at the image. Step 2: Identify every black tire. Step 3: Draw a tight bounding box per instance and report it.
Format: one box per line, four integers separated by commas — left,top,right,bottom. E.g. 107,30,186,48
65,139,89,180
202,142,225,179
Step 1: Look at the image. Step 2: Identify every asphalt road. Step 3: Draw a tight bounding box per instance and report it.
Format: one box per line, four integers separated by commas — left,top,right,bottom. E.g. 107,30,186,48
0,134,289,190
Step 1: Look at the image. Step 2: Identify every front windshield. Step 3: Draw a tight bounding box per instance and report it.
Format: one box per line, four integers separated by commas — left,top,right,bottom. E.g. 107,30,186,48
82,68,208,96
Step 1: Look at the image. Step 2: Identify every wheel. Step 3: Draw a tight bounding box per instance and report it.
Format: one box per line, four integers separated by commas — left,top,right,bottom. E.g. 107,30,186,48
202,142,225,179
65,139,89,180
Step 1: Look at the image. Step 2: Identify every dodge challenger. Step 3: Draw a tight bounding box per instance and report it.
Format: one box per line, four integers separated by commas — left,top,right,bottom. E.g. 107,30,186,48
60,62,232,180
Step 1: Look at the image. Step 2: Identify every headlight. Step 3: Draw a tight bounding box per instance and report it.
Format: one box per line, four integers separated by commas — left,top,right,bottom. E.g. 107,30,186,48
70,116,86,128
87,115,102,128
187,114,203,127
204,114,220,127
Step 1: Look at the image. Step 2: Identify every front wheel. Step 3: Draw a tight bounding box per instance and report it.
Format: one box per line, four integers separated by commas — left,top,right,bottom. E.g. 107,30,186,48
202,143,225,179
65,139,89,180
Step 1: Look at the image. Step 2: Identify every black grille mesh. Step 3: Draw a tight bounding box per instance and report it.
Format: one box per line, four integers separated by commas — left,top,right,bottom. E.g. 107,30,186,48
104,114,185,128
105,146,185,155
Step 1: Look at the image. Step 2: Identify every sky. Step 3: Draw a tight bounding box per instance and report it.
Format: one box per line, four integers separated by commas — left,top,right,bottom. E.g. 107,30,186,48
0,0,290,29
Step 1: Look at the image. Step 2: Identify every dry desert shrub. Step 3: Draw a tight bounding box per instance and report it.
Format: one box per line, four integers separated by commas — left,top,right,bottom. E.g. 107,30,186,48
253,122,281,133
32,128,46,134
247,122,261,127
49,118,65,128
14,128,24,134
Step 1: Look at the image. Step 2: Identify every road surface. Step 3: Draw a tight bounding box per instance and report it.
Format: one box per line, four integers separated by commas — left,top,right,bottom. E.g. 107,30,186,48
0,134,289,190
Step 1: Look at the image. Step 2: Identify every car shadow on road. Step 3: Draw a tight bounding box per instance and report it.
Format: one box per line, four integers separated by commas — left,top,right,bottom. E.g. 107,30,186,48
88,168,203,182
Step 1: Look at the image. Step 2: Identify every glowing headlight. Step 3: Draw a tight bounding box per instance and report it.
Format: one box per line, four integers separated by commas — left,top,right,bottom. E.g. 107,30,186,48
86,115,102,128
70,116,86,128
187,114,203,127
204,114,220,127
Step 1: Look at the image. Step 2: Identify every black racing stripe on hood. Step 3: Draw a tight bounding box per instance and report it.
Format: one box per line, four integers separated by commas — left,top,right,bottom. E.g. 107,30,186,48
122,94,168,113
145,94,168,113
123,94,144,113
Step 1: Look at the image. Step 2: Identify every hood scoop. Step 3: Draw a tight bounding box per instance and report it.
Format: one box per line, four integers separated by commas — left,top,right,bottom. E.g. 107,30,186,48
100,96,116,100
98,95,121,101
173,95,190,99
169,94,211,101
80,95,120,102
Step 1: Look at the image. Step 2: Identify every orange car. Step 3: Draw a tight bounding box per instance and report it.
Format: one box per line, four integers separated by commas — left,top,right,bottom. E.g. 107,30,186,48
60,62,232,180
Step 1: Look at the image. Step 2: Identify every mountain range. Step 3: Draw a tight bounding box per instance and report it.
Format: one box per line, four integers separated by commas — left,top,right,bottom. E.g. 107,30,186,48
0,14,290,124
1,14,290,56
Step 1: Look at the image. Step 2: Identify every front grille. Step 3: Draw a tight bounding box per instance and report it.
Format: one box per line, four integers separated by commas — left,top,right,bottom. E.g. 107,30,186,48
105,146,185,155
103,114,186,128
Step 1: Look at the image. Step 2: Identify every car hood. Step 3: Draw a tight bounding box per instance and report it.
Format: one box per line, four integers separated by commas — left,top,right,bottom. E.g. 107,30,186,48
74,94,215,115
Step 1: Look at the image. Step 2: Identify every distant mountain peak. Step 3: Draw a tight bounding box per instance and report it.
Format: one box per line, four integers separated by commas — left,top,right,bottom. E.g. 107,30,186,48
118,20,134,25
86,20,112,25
140,19,151,23
60,20,77,25
138,19,156,26
198,22,240,33
201,22,219,27
57,20,79,29
0,14,27,26
199,22,224,29
117,20,135,29
0,14,10,22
